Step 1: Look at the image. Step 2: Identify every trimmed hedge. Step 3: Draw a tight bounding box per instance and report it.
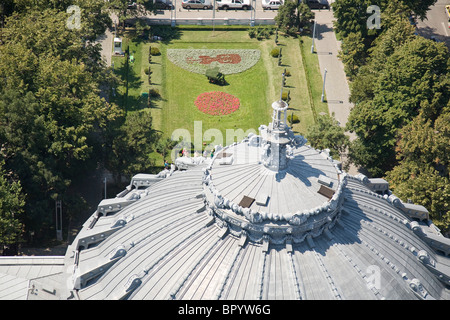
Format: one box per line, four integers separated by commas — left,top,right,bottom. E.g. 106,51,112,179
270,48,280,58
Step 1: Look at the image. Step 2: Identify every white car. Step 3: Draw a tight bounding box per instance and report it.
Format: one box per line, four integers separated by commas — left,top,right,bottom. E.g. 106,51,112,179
262,0,282,10
216,0,251,10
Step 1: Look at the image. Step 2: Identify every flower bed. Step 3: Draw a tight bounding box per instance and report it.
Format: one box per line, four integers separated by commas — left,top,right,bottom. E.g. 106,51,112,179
195,92,240,116
167,49,261,75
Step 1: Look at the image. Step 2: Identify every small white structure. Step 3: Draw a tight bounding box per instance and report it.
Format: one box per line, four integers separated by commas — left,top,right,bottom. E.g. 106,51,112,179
113,37,124,56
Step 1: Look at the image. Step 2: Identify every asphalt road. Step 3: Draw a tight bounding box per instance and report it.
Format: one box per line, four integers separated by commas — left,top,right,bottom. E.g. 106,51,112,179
416,0,450,47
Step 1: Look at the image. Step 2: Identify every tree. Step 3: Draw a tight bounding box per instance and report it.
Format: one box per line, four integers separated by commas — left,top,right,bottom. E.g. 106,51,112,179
0,8,123,243
107,0,159,32
107,110,160,179
274,1,314,35
156,138,178,163
297,2,314,31
386,163,450,234
332,0,437,40
338,32,367,80
400,0,437,21
346,36,449,176
305,114,350,160
5,0,111,41
274,1,300,35
0,160,25,255
394,112,450,172
332,0,373,39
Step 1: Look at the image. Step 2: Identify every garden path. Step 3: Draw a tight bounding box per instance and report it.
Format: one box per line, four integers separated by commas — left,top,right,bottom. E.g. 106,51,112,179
313,10,359,175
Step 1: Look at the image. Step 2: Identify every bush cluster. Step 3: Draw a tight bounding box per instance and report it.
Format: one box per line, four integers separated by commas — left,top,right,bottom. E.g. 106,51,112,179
150,47,161,56
288,114,299,124
248,26,275,40
281,90,290,102
270,48,280,58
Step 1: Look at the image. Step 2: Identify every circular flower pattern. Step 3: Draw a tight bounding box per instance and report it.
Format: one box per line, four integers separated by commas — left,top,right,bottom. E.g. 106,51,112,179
195,92,240,116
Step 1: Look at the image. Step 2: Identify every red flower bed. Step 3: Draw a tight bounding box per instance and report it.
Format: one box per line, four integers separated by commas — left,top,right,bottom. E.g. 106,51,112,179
195,92,240,116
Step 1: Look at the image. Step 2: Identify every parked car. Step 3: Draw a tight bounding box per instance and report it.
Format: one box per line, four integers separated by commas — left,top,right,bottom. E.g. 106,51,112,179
262,0,282,10
303,0,329,9
182,0,212,9
216,0,251,10
153,0,173,9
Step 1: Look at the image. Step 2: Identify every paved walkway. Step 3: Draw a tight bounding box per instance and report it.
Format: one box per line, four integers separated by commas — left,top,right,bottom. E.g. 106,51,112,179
97,27,114,67
312,10,359,174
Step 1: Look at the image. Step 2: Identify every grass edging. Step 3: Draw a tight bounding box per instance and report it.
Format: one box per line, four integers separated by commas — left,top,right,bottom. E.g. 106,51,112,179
299,36,317,124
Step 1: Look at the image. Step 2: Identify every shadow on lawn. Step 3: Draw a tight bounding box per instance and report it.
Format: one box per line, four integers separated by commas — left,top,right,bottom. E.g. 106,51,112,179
149,25,183,44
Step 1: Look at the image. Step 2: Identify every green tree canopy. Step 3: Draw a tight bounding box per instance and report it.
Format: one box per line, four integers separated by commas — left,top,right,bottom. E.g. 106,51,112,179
332,0,437,40
0,160,25,254
106,110,159,179
274,1,314,35
305,114,350,160
0,8,123,243
338,31,366,80
3,0,111,41
346,36,449,176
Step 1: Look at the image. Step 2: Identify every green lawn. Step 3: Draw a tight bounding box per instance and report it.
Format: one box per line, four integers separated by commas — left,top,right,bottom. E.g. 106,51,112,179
299,36,329,119
112,27,328,153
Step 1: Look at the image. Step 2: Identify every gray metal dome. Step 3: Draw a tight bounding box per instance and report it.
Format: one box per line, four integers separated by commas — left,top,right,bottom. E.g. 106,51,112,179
58,100,450,300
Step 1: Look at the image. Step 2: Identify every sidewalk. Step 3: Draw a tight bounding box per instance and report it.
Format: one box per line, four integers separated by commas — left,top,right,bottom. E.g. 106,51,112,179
312,10,359,174
97,27,114,67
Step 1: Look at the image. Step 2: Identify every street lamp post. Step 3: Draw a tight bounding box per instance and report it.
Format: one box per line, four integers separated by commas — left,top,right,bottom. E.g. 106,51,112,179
104,177,107,199
311,19,317,53
55,200,62,241
213,0,215,32
321,68,327,102
171,0,177,27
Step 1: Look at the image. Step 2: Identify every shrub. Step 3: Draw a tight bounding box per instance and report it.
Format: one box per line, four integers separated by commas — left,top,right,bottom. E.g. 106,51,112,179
249,26,274,40
144,67,149,75
248,28,257,38
281,90,290,102
150,47,161,56
149,88,160,97
285,70,291,77
288,114,299,124
270,48,280,58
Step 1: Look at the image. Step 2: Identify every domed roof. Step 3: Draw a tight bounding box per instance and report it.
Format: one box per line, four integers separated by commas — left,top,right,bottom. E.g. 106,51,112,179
60,100,450,300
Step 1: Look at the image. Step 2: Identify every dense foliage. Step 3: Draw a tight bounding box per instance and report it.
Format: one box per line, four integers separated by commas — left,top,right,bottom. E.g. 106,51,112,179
274,1,314,35
0,1,160,248
335,0,449,233
305,114,350,160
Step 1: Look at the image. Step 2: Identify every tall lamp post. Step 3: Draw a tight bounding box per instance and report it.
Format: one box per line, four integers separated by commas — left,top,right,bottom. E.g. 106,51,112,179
213,0,215,32
321,68,327,102
171,0,177,27
104,177,107,199
311,19,316,53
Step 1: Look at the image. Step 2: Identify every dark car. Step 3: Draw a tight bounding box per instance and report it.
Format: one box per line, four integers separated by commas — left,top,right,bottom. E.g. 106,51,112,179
154,0,173,9
304,0,329,9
